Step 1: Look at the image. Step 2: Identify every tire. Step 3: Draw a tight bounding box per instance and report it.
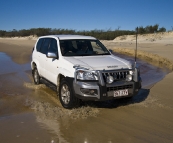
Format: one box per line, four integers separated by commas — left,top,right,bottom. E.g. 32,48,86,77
59,78,80,109
33,68,40,85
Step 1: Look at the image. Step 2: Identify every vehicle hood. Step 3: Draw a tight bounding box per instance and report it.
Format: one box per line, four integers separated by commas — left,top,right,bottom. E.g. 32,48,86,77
64,55,132,70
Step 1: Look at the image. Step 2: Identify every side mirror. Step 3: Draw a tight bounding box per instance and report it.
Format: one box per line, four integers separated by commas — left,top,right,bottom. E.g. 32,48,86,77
46,52,58,59
109,49,113,54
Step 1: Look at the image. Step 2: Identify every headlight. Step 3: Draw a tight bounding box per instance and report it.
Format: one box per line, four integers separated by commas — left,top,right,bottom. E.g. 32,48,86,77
76,70,98,80
106,76,114,84
129,70,134,75
126,74,132,81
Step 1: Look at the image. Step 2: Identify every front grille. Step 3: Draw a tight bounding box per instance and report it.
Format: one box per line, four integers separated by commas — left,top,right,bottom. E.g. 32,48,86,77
102,70,130,82
107,84,133,92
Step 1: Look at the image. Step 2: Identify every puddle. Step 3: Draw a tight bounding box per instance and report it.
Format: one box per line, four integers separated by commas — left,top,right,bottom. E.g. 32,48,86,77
0,52,30,75
24,81,100,120
27,99,99,120
113,52,170,88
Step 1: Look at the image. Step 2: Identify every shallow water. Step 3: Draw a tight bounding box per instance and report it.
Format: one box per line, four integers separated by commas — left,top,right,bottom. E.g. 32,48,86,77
113,52,170,88
0,52,30,75
0,52,173,143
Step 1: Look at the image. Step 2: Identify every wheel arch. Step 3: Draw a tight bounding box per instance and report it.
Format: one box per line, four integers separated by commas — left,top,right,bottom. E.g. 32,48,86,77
31,60,40,71
56,74,65,95
31,62,37,70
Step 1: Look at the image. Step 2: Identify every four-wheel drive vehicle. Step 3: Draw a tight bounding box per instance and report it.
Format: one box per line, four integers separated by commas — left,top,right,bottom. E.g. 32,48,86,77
31,35,141,109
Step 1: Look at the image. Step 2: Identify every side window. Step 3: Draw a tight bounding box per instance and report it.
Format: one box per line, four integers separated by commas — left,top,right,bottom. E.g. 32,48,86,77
36,38,44,52
48,38,58,53
40,38,51,54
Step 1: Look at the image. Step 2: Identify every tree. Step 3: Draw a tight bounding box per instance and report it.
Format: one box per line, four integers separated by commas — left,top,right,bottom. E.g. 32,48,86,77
153,24,159,32
158,27,166,32
0,30,6,37
138,26,146,34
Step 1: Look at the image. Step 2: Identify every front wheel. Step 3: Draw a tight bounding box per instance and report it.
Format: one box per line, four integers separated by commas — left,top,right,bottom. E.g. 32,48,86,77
59,79,80,109
33,68,40,85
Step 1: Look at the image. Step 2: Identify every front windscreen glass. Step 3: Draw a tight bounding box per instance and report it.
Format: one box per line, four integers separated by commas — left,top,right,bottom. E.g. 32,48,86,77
59,39,110,56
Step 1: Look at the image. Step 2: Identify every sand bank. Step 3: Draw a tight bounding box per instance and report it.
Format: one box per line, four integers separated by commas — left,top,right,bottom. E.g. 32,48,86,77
0,39,35,64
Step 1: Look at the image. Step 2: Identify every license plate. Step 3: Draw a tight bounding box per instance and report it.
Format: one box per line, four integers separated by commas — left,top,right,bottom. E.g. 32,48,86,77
114,89,128,97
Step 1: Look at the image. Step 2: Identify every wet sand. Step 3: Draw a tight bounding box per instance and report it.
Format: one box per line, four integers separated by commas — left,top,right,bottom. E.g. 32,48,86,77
1,37,173,143
0,38,35,64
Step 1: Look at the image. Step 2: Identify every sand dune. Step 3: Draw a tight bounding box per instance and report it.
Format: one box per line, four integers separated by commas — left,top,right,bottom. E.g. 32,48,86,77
101,31,173,71
113,31,173,44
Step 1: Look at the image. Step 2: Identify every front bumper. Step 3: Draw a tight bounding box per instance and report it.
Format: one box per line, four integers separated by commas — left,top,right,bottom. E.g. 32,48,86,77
73,80,141,101
73,67,142,101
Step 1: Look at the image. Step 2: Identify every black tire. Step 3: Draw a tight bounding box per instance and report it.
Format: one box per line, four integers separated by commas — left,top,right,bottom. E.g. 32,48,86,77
59,78,80,109
33,68,40,85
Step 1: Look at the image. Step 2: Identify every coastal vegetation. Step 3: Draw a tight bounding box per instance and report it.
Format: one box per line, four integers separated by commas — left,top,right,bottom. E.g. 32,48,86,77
0,24,166,40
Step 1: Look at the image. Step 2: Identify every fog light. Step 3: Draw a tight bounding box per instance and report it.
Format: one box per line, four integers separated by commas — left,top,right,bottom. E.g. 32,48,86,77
103,93,106,96
126,74,132,81
80,88,98,95
106,76,114,84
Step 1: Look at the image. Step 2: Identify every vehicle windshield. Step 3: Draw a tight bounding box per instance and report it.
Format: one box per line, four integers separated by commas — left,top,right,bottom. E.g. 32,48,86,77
59,39,110,56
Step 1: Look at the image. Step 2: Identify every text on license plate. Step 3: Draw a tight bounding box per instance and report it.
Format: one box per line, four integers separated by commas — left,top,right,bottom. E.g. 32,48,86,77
114,89,128,97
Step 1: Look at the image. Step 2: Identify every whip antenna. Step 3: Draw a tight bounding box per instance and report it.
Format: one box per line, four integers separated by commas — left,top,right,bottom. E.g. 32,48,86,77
135,27,138,67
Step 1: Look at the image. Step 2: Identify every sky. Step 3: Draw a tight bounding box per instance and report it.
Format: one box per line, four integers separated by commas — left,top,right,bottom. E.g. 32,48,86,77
1,0,173,31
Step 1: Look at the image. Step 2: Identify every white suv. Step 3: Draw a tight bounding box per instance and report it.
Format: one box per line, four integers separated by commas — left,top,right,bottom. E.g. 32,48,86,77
31,35,141,109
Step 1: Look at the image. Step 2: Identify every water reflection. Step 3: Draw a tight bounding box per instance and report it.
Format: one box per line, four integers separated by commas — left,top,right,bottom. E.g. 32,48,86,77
113,52,170,88
0,52,30,75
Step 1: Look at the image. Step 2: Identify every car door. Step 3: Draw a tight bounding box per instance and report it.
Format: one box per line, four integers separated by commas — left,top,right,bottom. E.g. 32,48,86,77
35,38,45,77
45,38,60,84
39,38,51,78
